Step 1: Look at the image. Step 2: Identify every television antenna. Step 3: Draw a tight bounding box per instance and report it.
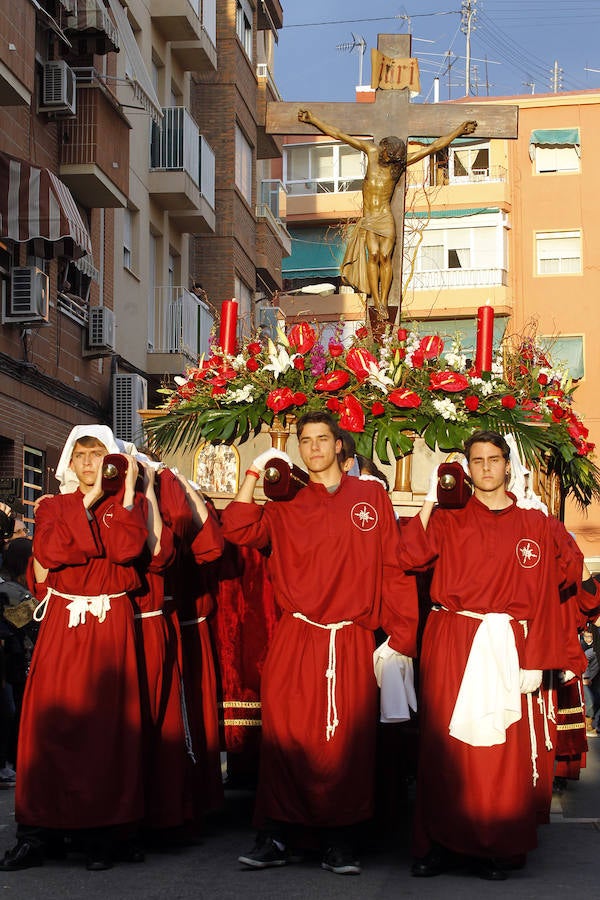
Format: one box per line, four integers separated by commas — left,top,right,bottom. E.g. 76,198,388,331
337,33,367,87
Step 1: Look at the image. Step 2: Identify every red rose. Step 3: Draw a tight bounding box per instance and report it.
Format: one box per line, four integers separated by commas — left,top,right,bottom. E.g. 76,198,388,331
501,395,517,409
246,358,259,372
519,364,529,376
465,395,479,411
420,335,444,359
247,342,262,356
267,387,296,413
356,326,369,339
326,398,341,412
371,401,385,417
339,394,365,433
328,341,344,358
537,373,549,386
411,350,425,369
346,347,378,380
397,328,408,342
314,370,350,391
428,371,470,393
389,388,422,408
293,392,307,406
288,322,316,354
293,356,305,371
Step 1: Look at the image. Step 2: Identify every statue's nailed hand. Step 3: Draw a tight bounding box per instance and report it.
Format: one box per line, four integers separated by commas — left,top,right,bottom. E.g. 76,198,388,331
461,120,477,135
298,109,312,124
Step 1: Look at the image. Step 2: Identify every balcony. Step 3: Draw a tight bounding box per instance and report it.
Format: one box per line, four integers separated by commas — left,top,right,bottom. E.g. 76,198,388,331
151,0,217,67
147,286,213,374
65,0,120,55
256,63,282,159
149,107,216,233
406,268,509,291
59,71,130,208
257,0,283,31
256,180,291,291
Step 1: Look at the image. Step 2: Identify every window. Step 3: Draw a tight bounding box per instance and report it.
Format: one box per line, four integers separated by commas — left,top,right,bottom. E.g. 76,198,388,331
236,0,253,60
451,145,490,181
234,276,252,338
23,446,44,529
536,231,581,275
284,142,365,194
541,335,584,380
530,129,580,174
123,209,132,270
235,125,253,205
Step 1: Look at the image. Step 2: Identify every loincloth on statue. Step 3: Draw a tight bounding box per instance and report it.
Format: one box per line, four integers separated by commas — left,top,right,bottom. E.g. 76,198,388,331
341,208,395,295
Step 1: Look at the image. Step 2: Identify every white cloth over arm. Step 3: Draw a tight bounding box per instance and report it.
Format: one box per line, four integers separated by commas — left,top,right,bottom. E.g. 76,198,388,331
449,612,522,746
373,637,417,723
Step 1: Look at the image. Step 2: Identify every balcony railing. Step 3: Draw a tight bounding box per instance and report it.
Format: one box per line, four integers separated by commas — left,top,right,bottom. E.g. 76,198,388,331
408,165,508,189
150,107,215,208
258,179,286,220
406,268,509,290
149,286,213,359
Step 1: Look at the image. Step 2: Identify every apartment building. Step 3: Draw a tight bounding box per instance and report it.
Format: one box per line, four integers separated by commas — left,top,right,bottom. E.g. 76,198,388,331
0,0,286,526
279,89,600,559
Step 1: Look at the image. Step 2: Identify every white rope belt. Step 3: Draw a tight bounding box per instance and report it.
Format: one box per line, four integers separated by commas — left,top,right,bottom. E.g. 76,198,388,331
293,612,353,741
134,610,163,620
179,616,207,627
34,587,126,628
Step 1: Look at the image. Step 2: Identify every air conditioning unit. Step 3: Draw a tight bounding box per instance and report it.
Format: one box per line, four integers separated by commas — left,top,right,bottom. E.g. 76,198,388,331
39,61,76,116
2,267,49,324
88,306,115,352
113,374,148,444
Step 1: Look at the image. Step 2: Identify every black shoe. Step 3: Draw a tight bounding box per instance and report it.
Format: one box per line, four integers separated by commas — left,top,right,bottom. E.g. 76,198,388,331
85,854,113,871
321,846,361,875
0,840,44,871
470,857,508,881
411,847,450,877
114,838,145,863
238,836,288,869
84,839,113,872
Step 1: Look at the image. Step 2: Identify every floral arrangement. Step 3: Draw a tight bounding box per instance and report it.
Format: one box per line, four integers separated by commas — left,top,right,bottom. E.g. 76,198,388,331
145,320,600,507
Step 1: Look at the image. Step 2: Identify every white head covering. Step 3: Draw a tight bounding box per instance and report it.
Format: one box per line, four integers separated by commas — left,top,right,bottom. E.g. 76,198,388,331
55,425,121,494
505,433,548,516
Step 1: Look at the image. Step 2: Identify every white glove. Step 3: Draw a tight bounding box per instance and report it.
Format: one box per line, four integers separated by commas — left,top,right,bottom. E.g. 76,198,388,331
251,448,293,473
519,668,543,694
559,669,577,684
460,456,470,475
424,464,440,503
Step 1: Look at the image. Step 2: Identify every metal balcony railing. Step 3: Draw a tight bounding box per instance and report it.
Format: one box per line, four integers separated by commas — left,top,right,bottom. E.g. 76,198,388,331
150,107,216,208
149,286,213,359
406,267,509,290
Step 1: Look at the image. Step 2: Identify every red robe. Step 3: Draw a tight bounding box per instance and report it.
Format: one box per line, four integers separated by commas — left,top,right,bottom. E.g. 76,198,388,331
220,474,419,828
18,490,148,829
405,496,582,859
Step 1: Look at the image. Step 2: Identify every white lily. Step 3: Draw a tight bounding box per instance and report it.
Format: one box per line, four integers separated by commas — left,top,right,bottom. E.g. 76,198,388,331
263,339,295,379
174,376,188,386
366,362,394,394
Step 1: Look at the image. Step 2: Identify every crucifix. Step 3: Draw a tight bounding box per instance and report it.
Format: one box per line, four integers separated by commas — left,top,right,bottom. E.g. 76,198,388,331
267,34,518,324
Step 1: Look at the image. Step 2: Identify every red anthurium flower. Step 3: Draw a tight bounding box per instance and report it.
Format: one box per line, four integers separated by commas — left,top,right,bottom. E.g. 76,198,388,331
178,382,197,400
501,395,517,409
293,356,305,371
397,328,408,341
356,326,369,339
246,358,259,372
247,342,262,356
339,394,365,432
328,341,344,358
389,388,422,408
465,395,479,411
326,398,341,412
267,387,296,413
211,385,227,397
293,392,307,406
346,347,378,380
568,419,589,442
315,370,350,391
371,401,385,417
288,323,317,354
429,371,470,393
420,335,444,359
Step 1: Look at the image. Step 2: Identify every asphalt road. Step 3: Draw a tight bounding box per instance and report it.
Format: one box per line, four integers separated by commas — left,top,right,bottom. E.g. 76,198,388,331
0,740,599,900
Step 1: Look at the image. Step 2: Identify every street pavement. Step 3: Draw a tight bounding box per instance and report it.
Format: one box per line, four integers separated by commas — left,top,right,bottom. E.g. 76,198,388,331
0,739,599,900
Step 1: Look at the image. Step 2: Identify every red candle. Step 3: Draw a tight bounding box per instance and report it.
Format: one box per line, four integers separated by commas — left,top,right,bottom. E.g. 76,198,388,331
475,304,494,374
219,298,238,355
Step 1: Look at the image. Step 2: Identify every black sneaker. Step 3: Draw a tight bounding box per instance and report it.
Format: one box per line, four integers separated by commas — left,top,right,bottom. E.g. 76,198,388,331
238,837,288,869
321,846,361,875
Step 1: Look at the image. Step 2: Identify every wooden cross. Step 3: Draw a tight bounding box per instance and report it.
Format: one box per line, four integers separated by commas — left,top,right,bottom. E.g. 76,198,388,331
267,34,518,320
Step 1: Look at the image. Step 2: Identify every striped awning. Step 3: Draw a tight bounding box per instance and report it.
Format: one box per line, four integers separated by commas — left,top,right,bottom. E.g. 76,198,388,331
0,151,92,260
66,0,119,53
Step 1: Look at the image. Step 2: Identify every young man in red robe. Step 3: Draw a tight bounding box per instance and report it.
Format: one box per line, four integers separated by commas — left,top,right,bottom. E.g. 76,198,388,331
220,411,419,876
406,430,582,881
0,425,148,872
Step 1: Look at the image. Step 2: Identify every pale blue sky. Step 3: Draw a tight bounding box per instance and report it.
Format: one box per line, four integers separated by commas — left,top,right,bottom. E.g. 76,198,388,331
274,1,600,103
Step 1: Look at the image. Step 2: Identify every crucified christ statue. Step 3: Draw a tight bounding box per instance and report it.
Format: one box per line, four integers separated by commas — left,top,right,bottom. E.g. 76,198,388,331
297,109,477,318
